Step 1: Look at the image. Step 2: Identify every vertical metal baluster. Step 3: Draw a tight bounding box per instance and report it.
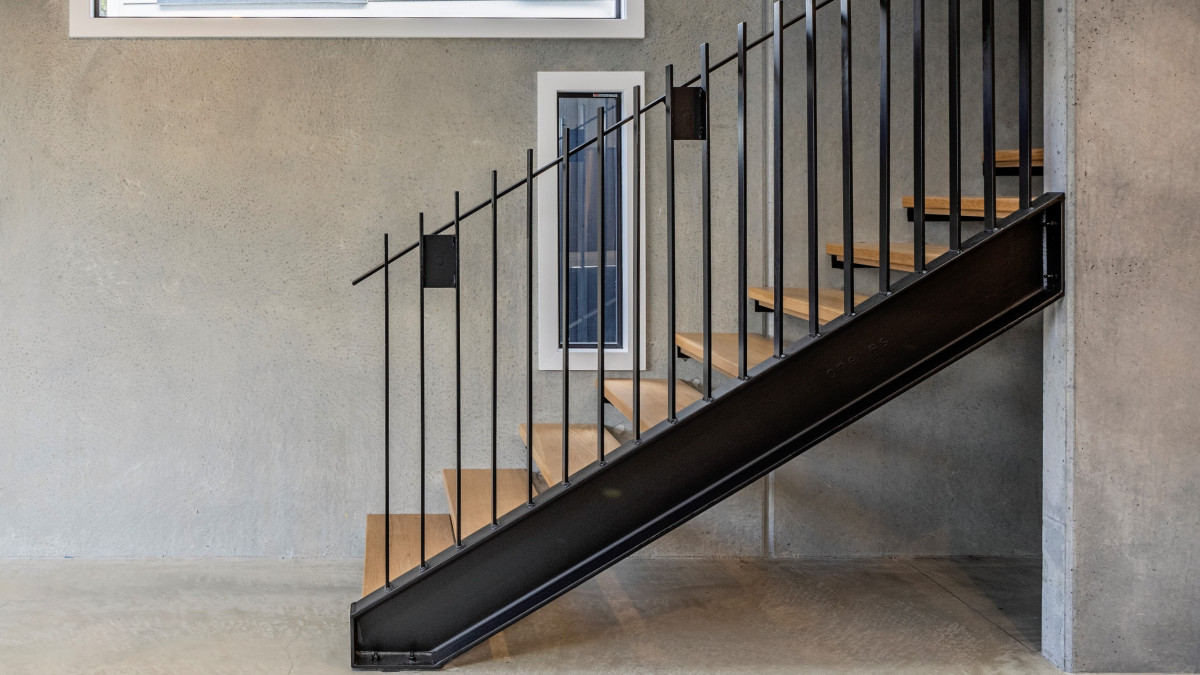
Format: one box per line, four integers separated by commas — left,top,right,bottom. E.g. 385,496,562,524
913,0,926,274
383,232,391,588
700,43,713,401
418,215,427,570
560,125,571,486
773,2,785,356
879,0,891,294
525,150,535,507
1018,0,1032,210
490,170,499,528
841,0,855,317
982,0,996,232
806,0,820,337
631,86,643,436
664,65,679,420
949,0,962,251
454,193,463,547
596,107,607,463
737,22,749,379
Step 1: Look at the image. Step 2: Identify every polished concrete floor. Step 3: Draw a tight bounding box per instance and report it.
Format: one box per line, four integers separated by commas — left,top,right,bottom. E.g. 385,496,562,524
0,556,1069,674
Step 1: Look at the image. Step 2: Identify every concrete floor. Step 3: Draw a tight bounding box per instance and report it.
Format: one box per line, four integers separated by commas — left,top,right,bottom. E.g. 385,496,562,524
0,556,1074,674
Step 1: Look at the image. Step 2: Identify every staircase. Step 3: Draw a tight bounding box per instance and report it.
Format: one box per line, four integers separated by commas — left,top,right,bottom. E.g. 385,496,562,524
348,0,1060,669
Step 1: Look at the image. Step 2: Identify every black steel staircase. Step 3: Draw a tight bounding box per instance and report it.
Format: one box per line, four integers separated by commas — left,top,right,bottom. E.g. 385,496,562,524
347,0,1059,669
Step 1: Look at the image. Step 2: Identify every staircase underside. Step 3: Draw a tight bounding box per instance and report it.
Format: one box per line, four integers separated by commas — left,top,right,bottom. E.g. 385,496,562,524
350,194,1064,670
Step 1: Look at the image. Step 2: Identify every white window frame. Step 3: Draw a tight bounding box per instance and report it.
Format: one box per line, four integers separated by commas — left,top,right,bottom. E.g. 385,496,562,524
70,0,643,38
537,71,646,372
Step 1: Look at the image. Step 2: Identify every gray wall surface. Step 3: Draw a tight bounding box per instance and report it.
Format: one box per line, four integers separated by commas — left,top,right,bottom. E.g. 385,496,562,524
0,0,1043,560
0,0,767,559
1043,1,1200,672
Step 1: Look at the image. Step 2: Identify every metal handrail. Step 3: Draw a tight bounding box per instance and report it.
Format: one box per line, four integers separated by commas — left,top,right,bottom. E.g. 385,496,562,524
350,0,837,287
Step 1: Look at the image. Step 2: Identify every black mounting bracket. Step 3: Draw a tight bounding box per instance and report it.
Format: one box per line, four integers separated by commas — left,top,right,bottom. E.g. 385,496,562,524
671,87,707,141
420,235,457,288
995,164,1044,177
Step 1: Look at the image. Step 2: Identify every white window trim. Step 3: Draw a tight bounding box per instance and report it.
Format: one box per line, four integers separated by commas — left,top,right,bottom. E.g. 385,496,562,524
70,0,643,38
537,71,646,372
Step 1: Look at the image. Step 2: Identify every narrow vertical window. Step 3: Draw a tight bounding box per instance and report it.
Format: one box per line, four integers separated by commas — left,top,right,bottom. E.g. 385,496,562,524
559,93,623,350
537,71,645,371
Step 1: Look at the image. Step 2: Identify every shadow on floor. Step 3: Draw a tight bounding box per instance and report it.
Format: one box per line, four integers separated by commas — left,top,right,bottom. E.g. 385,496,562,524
454,556,1053,673
910,555,1042,652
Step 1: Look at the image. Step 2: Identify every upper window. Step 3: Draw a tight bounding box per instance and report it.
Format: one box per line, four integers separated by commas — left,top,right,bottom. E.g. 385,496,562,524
72,0,643,38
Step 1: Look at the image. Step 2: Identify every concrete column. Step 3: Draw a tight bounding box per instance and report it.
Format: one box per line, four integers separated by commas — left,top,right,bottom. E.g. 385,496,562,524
1043,1,1200,671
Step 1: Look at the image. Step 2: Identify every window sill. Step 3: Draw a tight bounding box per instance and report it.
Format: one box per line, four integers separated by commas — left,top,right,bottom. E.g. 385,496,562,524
540,347,646,373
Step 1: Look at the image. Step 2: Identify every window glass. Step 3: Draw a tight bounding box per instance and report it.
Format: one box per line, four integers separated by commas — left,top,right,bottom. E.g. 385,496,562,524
558,93,622,349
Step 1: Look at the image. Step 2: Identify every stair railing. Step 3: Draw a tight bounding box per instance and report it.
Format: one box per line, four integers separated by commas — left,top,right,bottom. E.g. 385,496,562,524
351,0,1036,593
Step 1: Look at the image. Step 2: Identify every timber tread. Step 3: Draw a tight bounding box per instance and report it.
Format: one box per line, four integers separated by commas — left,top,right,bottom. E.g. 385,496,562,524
675,332,774,378
518,423,618,486
748,287,871,324
361,514,455,597
602,378,704,431
993,148,1044,167
826,241,951,272
901,195,1020,218
442,469,533,540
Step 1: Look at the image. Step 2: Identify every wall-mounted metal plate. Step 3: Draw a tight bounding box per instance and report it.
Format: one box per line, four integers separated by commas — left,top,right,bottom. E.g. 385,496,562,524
671,86,707,141
421,235,457,288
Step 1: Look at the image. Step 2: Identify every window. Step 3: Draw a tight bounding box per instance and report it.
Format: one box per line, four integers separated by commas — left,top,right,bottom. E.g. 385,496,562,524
72,0,643,38
559,92,622,350
537,72,645,371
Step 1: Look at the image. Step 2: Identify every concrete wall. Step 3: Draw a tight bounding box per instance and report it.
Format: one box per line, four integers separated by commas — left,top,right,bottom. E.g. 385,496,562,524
0,0,1043,560
1043,1,1200,672
0,0,769,558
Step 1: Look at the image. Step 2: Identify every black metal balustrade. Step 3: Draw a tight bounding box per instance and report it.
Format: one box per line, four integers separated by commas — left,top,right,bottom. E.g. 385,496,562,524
349,0,1043,668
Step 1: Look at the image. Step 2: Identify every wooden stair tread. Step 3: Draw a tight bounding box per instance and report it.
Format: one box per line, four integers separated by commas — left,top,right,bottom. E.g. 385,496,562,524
675,332,774,379
748,287,870,324
518,423,618,486
826,241,951,272
900,195,1020,218
992,148,1044,168
362,513,455,597
442,468,532,540
603,378,704,431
